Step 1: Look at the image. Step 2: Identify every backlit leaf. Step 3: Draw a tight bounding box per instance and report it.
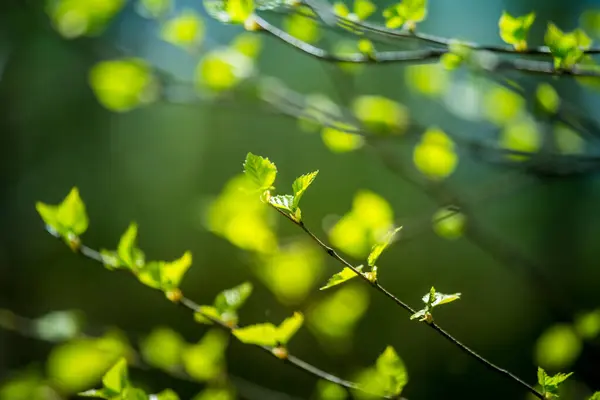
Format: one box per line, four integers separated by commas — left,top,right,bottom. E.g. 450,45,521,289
161,10,204,48
375,346,408,396
214,282,253,313
537,367,573,399
498,11,535,50
269,195,294,212
320,266,363,290
413,128,457,180
102,358,128,396
277,312,304,345
117,223,145,270
367,227,402,267
292,171,319,209
243,153,278,191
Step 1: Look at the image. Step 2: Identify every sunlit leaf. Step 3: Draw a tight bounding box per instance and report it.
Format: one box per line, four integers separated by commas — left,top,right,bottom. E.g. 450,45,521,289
375,346,408,396
203,0,254,24
117,223,145,270
161,10,204,48
383,0,427,29
269,195,295,212
589,392,600,400
182,330,228,381
498,11,535,50
537,367,573,399
405,64,448,97
46,0,125,38
233,312,303,346
321,125,364,152
155,389,180,400
292,171,319,209
352,96,409,135
231,33,262,58
161,251,192,290
500,117,541,160
535,324,582,370
413,127,458,180
89,59,157,112
215,282,253,313
484,86,524,125
367,227,402,267
196,48,254,92
575,309,600,339
243,152,278,191
277,312,304,344
101,358,128,396
354,0,376,20
140,327,185,371
536,83,560,113
432,207,465,240
284,11,320,44
411,287,460,322
545,23,592,69
320,266,363,290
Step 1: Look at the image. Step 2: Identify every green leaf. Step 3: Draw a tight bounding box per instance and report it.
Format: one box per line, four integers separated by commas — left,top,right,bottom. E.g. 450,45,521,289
367,227,402,267
277,312,304,345
137,0,171,18
498,11,535,50
316,379,348,400
332,2,349,17
122,387,149,400
182,330,228,381
161,251,193,290
588,392,600,400
537,367,573,399
137,261,163,290
243,152,278,191
291,171,319,209
535,324,581,370
423,287,461,307
383,0,427,29
36,187,89,239
233,312,303,346
140,327,185,371
214,282,253,313
545,23,592,69
413,127,458,180
269,195,295,212
161,10,205,48
320,266,363,290
203,0,254,24
117,223,145,270
432,207,465,240
375,346,408,396
354,0,376,20
155,389,180,400
78,388,113,398
102,358,128,396
194,306,222,325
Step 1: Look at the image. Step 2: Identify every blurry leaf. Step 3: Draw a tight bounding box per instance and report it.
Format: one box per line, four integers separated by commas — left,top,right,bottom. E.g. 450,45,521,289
203,0,254,23
46,0,125,38
233,312,303,346
47,332,129,394
243,152,278,191
321,125,364,152
89,59,157,112
537,367,573,399
0,370,47,400
383,0,427,29
284,11,320,44
484,86,524,125
292,171,319,209
182,330,228,381
194,306,222,325
413,127,458,180
161,10,204,48
352,96,409,135
137,0,171,18
375,346,408,396
316,380,348,400
192,387,235,400
155,389,180,400
440,53,463,70
102,358,128,396
122,388,149,400
536,83,560,114
367,227,402,267
161,251,192,290
137,262,163,290
231,33,262,58
545,23,592,69
215,282,253,313
35,310,81,342
535,324,582,370
308,285,369,351
581,10,600,38
500,117,541,160
333,2,349,17
320,266,363,290
36,187,88,240
140,327,185,371
196,48,254,92
554,124,584,155
269,195,295,212
589,392,600,400
405,64,448,97
117,223,145,270
432,207,465,240
354,0,376,20
358,39,375,58
575,309,600,339
498,11,535,50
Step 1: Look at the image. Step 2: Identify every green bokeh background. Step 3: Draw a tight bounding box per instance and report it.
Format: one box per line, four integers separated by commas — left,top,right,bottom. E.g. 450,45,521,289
1,0,600,399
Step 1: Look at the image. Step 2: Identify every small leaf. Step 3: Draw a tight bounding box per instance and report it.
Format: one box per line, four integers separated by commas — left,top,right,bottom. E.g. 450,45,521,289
537,367,573,399
498,11,535,50
161,10,204,48
243,152,278,191
269,195,295,212
276,312,304,345
432,207,465,240
536,83,560,114
194,306,222,325
413,127,457,180
155,389,180,400
375,346,408,396
292,171,319,209
214,282,253,313
117,223,145,269
233,323,279,346
203,0,254,24
36,187,89,239
354,0,376,20
137,261,163,289
367,227,402,267
320,266,363,290
161,251,193,290
140,327,185,371
423,287,461,307
122,387,149,400
588,392,600,400
102,358,128,395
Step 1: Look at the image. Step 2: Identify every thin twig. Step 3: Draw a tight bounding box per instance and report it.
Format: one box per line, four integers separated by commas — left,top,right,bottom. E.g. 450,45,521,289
42,232,390,399
269,205,544,399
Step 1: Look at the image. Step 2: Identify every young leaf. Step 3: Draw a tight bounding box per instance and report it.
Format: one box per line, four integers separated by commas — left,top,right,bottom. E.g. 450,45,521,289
203,0,254,24
214,282,253,313
498,11,535,51
117,223,145,269
137,261,163,290
233,323,279,346
36,187,89,239
320,266,363,290
375,346,408,396
411,287,461,322
545,23,592,69
269,195,294,212
102,358,129,396
291,171,319,209
276,312,304,345
367,227,402,267
243,152,277,191
155,389,180,400
588,392,600,400
537,367,573,399
161,251,193,290
354,0,376,20
194,306,222,325
161,10,205,48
